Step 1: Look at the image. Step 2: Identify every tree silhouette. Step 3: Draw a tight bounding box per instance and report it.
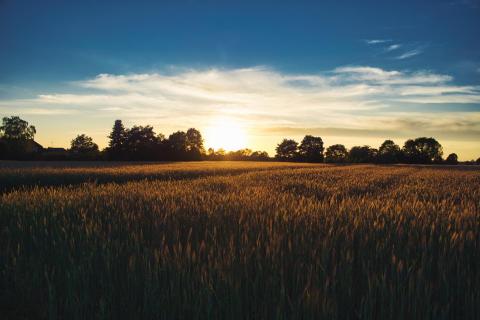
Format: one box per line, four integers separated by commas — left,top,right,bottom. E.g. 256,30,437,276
325,144,348,163
70,134,99,160
298,135,324,162
107,120,126,160
378,140,402,163
403,137,443,164
226,149,252,160
445,153,458,165
349,146,377,163
167,131,188,160
275,139,298,161
124,126,161,160
0,116,36,140
0,115,465,164
250,151,269,161
186,128,205,160
0,116,39,159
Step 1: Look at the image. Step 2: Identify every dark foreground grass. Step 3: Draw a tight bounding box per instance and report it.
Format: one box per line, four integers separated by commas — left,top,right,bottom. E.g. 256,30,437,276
0,162,479,319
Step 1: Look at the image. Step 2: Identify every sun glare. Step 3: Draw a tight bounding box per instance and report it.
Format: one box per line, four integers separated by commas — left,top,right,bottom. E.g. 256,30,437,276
205,117,248,151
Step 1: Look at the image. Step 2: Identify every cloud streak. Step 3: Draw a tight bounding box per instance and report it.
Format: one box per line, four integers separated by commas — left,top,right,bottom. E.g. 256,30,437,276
395,48,423,59
385,44,401,51
365,39,391,44
0,65,479,155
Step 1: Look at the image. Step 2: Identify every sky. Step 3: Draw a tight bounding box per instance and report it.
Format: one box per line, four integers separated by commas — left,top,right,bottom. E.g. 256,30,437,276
1,0,479,159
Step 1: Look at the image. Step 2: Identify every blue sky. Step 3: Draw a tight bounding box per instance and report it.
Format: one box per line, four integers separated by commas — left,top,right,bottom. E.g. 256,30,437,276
1,0,479,159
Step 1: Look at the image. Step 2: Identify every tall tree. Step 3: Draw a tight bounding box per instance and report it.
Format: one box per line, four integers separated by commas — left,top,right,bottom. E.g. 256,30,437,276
70,134,99,160
325,144,348,163
124,125,160,160
0,116,36,140
275,139,298,161
349,145,377,163
107,120,126,160
167,131,188,160
403,137,443,164
0,116,38,159
298,135,324,162
186,128,205,160
378,140,402,163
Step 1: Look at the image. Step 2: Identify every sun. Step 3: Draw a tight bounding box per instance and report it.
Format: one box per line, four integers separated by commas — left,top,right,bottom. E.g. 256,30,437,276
204,117,248,151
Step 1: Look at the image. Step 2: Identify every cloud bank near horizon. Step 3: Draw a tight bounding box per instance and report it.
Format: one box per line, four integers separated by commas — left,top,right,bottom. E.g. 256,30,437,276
1,65,479,155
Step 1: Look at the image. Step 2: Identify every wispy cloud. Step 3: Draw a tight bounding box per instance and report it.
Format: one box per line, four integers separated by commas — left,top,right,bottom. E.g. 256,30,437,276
385,44,401,51
1,65,479,152
365,39,391,44
395,48,423,59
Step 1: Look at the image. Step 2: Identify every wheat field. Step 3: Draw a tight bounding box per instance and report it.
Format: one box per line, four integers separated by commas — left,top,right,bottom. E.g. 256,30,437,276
1,162,479,319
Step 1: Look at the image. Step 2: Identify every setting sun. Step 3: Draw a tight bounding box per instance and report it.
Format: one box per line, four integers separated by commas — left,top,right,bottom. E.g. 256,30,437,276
204,117,248,151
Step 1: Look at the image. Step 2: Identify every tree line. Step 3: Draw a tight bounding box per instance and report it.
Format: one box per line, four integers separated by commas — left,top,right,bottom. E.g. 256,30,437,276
0,116,270,161
274,136,467,164
1,115,479,164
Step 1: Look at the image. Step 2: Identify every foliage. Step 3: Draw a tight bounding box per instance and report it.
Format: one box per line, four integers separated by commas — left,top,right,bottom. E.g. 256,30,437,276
123,125,161,160
0,116,40,159
402,137,443,164
0,116,36,140
166,131,189,160
348,145,378,163
186,128,205,159
69,134,100,160
1,116,474,164
275,138,298,160
205,149,270,161
70,134,99,153
378,140,402,163
298,135,324,162
325,144,348,163
0,163,479,319
107,120,126,160
445,153,458,165
249,150,270,161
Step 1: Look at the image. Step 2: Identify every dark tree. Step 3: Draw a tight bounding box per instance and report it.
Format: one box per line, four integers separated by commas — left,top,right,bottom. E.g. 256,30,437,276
186,128,205,160
275,139,298,161
477,157,480,165
445,153,458,165
325,144,348,163
349,145,377,163
0,116,39,159
378,140,402,163
70,134,99,160
124,126,161,160
167,131,189,160
402,137,443,164
107,120,126,160
0,116,36,140
298,135,324,162
250,151,270,161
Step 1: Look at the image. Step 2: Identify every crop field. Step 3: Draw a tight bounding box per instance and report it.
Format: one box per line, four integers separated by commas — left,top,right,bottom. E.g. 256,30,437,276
0,161,479,319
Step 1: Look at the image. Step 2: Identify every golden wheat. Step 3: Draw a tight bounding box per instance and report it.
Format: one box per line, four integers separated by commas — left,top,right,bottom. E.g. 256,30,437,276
0,162,479,319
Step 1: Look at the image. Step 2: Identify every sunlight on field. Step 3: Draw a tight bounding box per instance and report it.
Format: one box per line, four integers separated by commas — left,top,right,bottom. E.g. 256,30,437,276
0,162,479,318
